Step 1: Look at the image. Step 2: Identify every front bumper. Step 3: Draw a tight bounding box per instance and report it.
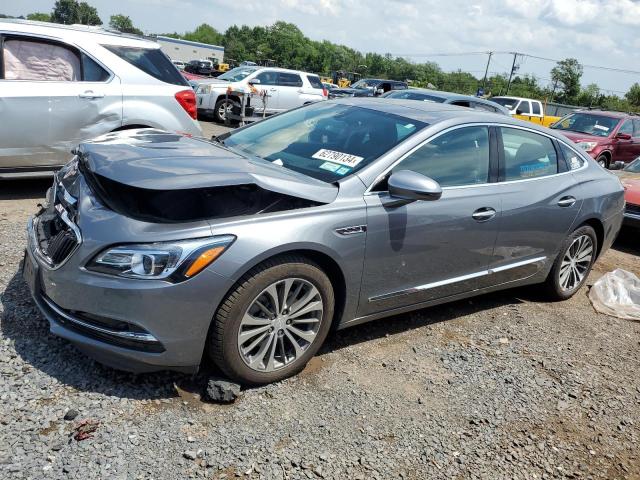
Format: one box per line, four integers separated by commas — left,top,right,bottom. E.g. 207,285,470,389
24,208,235,374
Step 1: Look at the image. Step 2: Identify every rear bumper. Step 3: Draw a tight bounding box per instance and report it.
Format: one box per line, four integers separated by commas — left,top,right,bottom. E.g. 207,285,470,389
623,211,640,228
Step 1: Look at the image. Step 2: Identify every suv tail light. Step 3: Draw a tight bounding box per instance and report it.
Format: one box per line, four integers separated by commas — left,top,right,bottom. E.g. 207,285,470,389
322,87,328,98
175,89,197,120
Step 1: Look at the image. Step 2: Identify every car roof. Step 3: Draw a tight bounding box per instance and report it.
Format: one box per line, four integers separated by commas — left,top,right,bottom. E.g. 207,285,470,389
574,109,630,119
331,97,563,134
0,18,156,48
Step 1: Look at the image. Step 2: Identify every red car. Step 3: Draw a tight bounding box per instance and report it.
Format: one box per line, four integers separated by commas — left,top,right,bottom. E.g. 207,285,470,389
614,157,640,227
551,110,640,168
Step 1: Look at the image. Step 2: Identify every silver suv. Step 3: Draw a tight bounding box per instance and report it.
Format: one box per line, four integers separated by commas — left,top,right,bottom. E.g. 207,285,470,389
196,66,327,122
0,20,202,177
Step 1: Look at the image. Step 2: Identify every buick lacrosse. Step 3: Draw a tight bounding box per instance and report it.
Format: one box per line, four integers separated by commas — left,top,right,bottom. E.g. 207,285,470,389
24,99,624,384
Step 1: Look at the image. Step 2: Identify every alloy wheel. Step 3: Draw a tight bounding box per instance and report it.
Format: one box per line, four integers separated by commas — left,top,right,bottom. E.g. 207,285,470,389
237,278,323,372
559,234,593,291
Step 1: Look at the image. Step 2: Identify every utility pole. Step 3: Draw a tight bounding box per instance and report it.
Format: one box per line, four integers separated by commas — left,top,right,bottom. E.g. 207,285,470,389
550,79,558,102
481,51,492,94
505,52,518,95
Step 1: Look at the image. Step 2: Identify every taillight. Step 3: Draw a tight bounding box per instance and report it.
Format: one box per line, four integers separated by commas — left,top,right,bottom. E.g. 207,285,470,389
322,87,328,98
175,89,197,120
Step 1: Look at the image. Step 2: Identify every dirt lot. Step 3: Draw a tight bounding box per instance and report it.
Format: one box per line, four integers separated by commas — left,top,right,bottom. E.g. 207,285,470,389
1,130,639,479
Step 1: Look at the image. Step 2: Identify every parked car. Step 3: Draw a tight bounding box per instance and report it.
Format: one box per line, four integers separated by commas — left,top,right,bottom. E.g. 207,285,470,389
329,78,408,98
611,157,640,228
382,88,509,115
196,66,327,122
0,19,201,178
23,100,624,384
550,110,640,168
491,96,563,127
172,60,185,70
184,60,212,76
323,82,339,91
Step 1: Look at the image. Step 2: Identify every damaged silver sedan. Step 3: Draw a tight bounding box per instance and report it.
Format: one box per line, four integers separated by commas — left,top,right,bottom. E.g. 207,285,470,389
23,99,624,385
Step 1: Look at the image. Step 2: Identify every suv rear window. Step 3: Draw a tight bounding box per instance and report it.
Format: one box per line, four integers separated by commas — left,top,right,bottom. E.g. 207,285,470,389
307,75,323,89
103,45,188,86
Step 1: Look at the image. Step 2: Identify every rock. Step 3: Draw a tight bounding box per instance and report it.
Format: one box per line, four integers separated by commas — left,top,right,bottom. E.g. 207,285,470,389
63,409,79,421
183,451,197,460
205,377,241,403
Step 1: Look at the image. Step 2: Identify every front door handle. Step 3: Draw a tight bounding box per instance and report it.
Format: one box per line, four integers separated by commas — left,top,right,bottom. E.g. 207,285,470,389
79,90,105,99
557,196,576,207
472,207,496,222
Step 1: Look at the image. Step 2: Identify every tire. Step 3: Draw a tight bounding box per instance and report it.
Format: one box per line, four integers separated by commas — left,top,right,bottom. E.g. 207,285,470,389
209,255,335,385
544,225,598,300
213,98,239,123
596,155,609,169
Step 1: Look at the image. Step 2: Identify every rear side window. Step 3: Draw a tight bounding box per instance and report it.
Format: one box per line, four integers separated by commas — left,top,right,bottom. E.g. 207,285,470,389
450,100,472,108
532,102,541,115
501,128,558,180
278,72,303,87
103,45,188,86
306,75,323,89
81,53,110,82
394,126,490,187
517,101,531,114
559,143,585,170
3,38,80,81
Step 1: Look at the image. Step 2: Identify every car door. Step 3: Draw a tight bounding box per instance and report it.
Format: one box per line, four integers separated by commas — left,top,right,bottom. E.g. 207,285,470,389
358,125,501,316
632,120,640,160
249,70,279,114
0,35,121,170
276,72,304,111
487,126,583,286
614,120,635,162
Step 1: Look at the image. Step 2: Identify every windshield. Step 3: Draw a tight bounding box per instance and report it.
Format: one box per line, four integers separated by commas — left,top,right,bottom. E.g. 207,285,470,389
624,157,640,172
491,97,520,110
218,66,259,82
351,80,377,89
223,102,427,183
384,91,446,102
551,113,620,137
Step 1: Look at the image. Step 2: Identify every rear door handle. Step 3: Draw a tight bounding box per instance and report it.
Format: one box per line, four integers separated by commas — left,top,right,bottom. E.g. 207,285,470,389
557,196,576,207
79,90,104,99
472,207,496,222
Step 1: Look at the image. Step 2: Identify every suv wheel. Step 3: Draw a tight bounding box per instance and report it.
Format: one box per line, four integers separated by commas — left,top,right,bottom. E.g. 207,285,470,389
544,225,597,300
209,255,334,385
214,98,239,123
596,155,609,169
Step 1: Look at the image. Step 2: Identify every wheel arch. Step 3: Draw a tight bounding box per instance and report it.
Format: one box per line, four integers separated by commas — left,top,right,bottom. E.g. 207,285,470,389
578,217,605,259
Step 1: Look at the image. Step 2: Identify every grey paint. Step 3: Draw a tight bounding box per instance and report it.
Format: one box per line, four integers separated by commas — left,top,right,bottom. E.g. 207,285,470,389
24,99,624,373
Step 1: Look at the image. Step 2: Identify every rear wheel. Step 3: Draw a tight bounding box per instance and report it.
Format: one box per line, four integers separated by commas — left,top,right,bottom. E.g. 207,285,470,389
596,155,609,169
209,256,334,385
214,98,239,123
544,225,597,300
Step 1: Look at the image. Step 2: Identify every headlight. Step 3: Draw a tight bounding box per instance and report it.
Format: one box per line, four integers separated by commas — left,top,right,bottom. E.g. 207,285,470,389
576,141,598,152
86,235,235,282
197,85,212,94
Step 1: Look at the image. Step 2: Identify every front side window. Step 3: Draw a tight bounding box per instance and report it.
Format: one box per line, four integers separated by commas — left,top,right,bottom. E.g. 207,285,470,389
102,45,188,86
3,38,80,81
501,128,558,180
618,120,633,136
254,70,278,86
278,72,303,87
392,126,490,187
491,97,520,110
223,102,426,183
517,101,531,114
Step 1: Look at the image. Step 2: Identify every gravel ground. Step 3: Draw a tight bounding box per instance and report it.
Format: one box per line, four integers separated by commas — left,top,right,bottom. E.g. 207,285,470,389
1,164,640,479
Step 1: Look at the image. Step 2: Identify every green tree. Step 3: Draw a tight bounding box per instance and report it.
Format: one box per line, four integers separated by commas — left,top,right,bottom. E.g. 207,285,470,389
51,0,78,24
76,2,101,25
625,82,640,107
27,12,51,21
109,14,142,35
183,23,223,46
550,58,583,102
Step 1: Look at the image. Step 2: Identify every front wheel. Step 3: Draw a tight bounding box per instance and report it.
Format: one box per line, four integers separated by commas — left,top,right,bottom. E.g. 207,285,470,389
596,155,609,169
209,255,334,385
213,98,239,123
544,225,597,300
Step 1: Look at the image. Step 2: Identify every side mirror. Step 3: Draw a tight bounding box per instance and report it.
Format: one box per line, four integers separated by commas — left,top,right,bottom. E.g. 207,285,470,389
248,78,261,85
388,170,442,202
610,160,625,170
616,132,632,140
515,109,524,115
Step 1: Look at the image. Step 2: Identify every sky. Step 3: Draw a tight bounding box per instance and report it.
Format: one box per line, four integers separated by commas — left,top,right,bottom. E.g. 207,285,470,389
2,0,639,95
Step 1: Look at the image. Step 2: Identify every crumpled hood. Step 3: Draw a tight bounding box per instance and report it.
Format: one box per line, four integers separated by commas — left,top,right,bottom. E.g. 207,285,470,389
78,129,338,204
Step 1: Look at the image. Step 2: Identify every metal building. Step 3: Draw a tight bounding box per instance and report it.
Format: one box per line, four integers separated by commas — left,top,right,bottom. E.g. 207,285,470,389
155,35,224,63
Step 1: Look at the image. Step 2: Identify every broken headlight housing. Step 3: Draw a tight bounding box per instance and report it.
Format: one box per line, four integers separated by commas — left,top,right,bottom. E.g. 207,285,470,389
86,235,235,282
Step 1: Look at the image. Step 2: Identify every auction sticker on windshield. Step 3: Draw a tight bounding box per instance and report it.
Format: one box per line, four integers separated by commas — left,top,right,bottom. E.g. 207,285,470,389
312,149,364,167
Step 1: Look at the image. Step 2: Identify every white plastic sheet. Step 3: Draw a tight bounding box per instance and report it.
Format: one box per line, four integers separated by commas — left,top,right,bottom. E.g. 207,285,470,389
589,269,640,320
